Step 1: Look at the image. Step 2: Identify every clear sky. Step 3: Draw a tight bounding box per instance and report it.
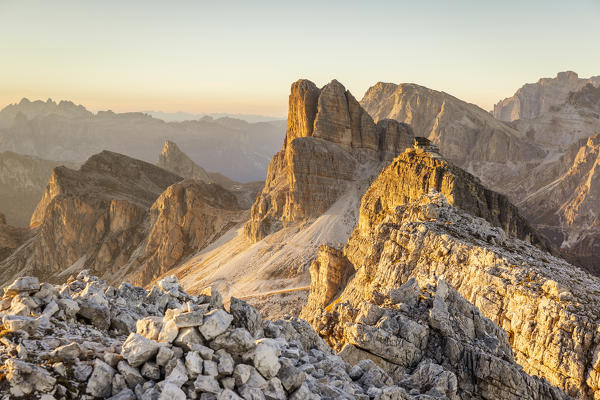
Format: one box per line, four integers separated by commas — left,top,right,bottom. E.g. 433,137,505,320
1,0,598,116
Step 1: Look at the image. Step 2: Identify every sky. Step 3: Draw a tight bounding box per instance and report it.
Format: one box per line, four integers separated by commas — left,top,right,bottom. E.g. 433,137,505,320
0,0,598,117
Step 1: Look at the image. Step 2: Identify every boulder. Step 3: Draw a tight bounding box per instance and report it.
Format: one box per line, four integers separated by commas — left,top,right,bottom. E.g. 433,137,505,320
198,309,233,341
87,359,116,398
121,333,160,367
253,339,281,379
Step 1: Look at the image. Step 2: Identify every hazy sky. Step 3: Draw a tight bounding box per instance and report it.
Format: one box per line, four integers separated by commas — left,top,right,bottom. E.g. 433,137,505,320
1,0,598,116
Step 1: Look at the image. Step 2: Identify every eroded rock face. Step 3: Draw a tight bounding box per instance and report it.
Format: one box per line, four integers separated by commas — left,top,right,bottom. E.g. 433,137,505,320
518,134,600,273
158,140,213,183
493,71,600,121
308,277,566,399
359,82,543,190
245,79,414,242
307,246,353,310
356,148,552,252
0,213,28,262
127,179,245,286
0,151,181,286
0,151,245,287
303,187,600,398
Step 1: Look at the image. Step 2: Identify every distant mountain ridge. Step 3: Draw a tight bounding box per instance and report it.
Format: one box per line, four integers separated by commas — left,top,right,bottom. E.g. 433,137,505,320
359,81,542,191
0,98,284,182
493,71,600,121
143,110,285,123
0,151,75,226
360,71,600,275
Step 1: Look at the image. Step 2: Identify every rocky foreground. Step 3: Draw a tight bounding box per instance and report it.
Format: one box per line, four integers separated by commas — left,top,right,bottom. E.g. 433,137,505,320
0,269,568,399
302,188,600,399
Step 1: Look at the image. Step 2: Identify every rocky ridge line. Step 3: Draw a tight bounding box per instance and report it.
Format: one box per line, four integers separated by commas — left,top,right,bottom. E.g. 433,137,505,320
356,148,552,251
0,150,245,287
158,140,213,184
493,71,600,121
302,187,600,398
157,140,264,209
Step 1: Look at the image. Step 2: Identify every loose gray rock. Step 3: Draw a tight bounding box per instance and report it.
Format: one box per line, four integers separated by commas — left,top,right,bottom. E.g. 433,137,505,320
253,339,281,379
117,360,144,388
230,297,263,338
87,359,115,397
121,333,160,367
4,276,40,296
194,375,221,394
141,361,161,380
199,309,233,340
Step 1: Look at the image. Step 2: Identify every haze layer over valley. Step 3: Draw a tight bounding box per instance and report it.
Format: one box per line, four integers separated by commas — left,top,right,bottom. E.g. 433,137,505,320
0,99,284,183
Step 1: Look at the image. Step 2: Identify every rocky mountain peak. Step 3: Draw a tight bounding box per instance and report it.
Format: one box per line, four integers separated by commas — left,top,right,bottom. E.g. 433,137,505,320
0,150,246,288
283,79,320,149
0,97,92,121
356,148,552,254
493,71,600,121
555,70,579,81
30,150,183,228
302,179,600,397
245,79,414,242
567,83,600,112
157,140,213,184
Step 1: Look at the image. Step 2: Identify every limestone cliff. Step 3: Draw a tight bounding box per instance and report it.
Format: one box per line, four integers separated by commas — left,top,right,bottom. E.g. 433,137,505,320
359,82,544,190
0,151,246,287
126,179,245,285
0,213,28,262
518,134,600,273
157,140,263,209
493,71,600,121
0,151,71,227
356,148,552,251
302,173,600,398
245,79,414,242
157,140,213,183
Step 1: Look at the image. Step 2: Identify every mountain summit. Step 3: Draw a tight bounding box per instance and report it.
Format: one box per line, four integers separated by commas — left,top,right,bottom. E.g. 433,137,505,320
0,150,245,287
158,140,213,183
245,79,414,242
493,71,600,121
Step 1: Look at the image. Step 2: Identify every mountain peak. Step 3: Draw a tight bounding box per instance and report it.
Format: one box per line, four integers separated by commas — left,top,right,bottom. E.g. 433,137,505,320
157,140,212,184
556,70,579,81
245,78,414,242
494,71,600,121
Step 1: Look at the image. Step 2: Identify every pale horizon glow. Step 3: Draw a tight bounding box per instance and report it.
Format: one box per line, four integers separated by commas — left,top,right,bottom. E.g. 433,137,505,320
1,0,599,117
